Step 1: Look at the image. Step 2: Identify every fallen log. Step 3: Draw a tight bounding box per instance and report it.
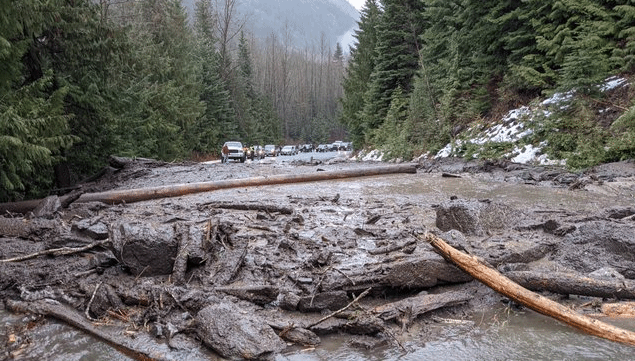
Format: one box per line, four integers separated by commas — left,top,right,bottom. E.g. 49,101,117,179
367,239,417,255
371,290,472,323
5,299,201,361
424,233,635,347
198,201,294,215
74,164,417,205
505,271,635,300
214,285,279,305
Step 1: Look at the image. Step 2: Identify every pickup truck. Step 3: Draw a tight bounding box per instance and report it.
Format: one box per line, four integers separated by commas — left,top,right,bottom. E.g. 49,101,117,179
222,141,246,163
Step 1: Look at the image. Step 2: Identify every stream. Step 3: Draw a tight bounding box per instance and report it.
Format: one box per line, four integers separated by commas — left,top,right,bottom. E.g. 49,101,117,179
3,305,635,360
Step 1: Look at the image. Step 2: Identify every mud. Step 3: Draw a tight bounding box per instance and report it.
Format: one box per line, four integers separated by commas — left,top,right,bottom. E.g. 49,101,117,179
1,156,635,360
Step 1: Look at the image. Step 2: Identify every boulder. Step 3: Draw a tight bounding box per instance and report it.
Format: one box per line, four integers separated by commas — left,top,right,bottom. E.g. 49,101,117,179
196,302,285,360
435,199,521,236
554,220,635,278
109,221,178,276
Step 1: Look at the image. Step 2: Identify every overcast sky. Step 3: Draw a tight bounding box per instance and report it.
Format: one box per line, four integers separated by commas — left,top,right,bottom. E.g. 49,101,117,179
347,0,364,10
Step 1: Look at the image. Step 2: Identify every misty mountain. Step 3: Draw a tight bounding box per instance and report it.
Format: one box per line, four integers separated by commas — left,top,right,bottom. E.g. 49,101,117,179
182,0,359,50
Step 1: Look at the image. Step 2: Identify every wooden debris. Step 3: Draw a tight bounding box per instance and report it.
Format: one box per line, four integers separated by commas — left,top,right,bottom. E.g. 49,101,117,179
6,299,177,361
198,201,294,215
307,287,372,329
73,164,417,205
367,239,417,255
424,233,635,347
0,239,109,263
505,270,635,299
371,290,472,323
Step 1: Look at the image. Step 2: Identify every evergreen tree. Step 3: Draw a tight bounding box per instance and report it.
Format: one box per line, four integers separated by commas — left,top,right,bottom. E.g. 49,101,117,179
614,3,635,72
0,0,76,201
193,0,236,151
333,42,344,63
338,0,382,147
360,0,424,144
114,0,204,160
372,86,410,159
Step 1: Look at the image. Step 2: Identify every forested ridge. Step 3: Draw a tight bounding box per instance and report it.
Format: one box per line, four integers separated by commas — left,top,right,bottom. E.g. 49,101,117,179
342,0,635,165
2,0,635,203
0,0,346,202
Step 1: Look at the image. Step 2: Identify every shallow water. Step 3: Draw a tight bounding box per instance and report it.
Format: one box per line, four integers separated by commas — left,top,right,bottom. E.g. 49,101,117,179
5,306,634,361
277,307,635,361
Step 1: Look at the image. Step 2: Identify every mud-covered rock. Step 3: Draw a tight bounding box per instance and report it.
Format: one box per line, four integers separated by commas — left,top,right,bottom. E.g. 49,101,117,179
555,220,635,278
32,195,61,219
72,218,109,240
279,292,301,311
278,326,321,346
196,302,285,360
435,199,521,236
109,221,178,276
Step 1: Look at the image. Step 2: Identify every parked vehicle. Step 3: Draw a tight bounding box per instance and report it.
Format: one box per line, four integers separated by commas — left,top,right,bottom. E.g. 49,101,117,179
248,145,265,160
316,144,329,152
330,141,351,151
280,145,297,155
264,144,279,157
222,141,246,163
300,144,314,152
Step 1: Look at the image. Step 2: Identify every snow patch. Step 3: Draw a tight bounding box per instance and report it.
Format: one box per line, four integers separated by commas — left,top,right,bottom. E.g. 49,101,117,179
431,76,629,165
362,149,384,162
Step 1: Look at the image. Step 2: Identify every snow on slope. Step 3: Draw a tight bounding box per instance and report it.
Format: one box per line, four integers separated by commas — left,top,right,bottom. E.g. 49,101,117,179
434,76,630,165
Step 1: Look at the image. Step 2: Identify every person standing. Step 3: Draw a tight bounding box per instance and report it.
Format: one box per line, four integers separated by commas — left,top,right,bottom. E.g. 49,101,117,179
221,143,229,163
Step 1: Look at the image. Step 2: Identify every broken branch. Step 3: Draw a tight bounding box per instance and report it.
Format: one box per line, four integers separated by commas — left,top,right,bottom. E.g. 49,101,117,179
0,239,109,263
307,287,372,329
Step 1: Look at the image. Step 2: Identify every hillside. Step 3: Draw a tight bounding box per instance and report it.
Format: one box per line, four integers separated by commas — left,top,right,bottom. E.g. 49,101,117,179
181,0,359,50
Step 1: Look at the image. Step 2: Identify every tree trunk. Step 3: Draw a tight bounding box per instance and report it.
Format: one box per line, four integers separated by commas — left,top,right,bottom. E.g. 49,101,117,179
506,271,635,300
74,164,417,205
424,233,635,347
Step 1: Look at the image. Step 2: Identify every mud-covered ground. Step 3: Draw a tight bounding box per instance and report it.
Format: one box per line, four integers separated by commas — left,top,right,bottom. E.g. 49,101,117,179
1,156,635,360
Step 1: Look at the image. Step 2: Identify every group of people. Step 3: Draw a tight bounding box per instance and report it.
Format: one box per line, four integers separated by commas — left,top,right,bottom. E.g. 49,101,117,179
220,143,262,163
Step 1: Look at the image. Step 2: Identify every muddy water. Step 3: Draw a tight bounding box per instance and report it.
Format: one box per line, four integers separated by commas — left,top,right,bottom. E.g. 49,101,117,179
283,308,635,361
4,306,634,360
0,310,131,360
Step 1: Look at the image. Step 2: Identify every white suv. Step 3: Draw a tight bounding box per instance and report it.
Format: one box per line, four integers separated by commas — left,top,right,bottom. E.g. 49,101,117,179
280,145,297,155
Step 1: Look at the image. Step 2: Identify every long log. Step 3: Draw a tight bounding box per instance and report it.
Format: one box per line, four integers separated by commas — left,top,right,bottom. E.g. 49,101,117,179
424,233,635,347
74,164,417,205
0,164,417,214
506,271,635,300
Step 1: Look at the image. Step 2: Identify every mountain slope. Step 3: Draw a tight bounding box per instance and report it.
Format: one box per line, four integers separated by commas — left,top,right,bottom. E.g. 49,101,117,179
182,0,358,50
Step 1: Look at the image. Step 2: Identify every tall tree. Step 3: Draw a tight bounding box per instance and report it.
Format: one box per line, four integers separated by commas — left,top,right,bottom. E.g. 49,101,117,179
113,0,204,160
361,0,425,144
339,0,382,147
193,0,236,151
0,0,76,201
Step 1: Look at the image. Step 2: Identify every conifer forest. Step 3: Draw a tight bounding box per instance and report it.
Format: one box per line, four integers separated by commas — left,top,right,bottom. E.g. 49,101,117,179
2,0,635,202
